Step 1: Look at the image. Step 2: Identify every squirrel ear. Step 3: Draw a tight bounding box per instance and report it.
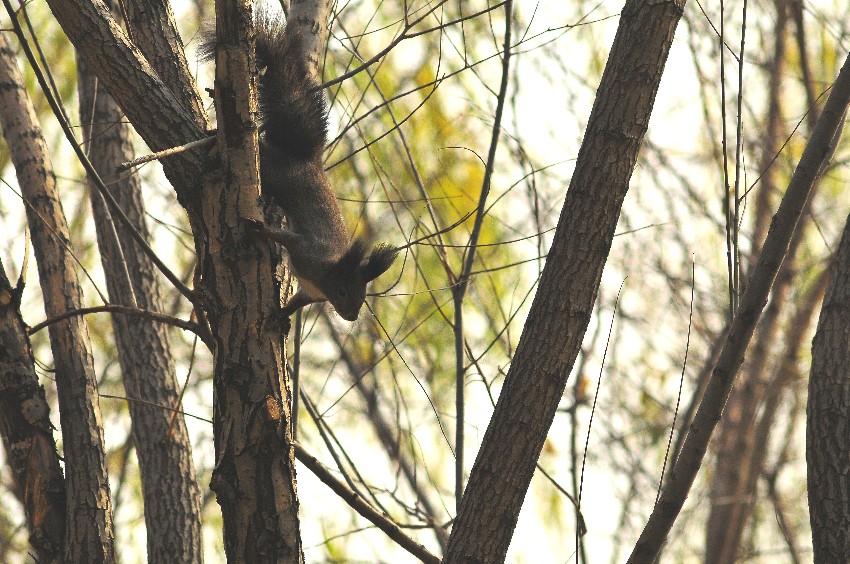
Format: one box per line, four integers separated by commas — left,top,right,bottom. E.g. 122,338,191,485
335,238,368,274
361,243,398,282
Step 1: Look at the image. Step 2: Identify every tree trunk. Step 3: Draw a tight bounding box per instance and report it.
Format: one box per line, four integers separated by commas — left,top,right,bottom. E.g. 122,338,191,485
45,0,311,558
76,52,203,562
807,213,850,561
0,257,66,563
443,0,685,560
0,31,115,563
205,0,314,559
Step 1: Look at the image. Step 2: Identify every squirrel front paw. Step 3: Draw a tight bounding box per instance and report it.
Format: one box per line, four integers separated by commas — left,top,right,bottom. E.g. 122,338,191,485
260,307,292,338
272,309,292,337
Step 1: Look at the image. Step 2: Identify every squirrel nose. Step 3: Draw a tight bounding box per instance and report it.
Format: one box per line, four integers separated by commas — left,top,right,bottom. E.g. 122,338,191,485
340,311,358,322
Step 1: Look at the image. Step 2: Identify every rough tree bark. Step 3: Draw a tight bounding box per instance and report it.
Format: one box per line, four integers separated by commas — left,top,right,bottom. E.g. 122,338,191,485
76,49,204,564
0,256,66,562
442,0,686,561
44,0,310,558
0,31,115,563
204,0,303,559
807,214,850,561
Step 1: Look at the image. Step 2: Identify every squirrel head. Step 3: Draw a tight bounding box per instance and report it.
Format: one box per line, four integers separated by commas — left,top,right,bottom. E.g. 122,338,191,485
322,239,398,321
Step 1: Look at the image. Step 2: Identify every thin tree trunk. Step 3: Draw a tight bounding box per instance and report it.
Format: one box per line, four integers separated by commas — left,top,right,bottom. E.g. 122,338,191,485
76,52,203,562
443,0,686,560
705,265,817,562
631,47,850,563
0,31,115,563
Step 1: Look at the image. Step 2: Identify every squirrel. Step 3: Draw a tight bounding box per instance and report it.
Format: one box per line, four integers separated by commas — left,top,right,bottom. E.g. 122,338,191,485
203,13,398,322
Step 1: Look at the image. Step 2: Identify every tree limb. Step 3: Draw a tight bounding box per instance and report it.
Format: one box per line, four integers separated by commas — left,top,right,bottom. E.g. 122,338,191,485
293,443,441,564
629,46,850,564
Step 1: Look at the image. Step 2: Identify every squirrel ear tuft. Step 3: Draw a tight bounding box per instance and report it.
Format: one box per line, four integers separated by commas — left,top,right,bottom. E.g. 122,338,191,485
361,244,398,282
336,238,368,274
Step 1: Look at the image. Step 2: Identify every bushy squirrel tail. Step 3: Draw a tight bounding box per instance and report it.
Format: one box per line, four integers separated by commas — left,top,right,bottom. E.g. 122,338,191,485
199,12,329,160
256,14,329,160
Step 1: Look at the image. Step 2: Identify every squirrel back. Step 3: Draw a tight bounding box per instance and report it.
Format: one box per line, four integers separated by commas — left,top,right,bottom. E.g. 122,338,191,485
252,15,350,251
202,13,397,321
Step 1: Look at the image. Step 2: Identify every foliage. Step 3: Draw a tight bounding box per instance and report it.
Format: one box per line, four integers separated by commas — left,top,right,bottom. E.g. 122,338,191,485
1,0,849,561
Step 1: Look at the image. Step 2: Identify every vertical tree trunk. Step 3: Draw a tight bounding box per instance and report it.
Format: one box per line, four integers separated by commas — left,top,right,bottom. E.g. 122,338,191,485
0,32,115,563
0,257,66,563
807,213,850,561
44,0,317,558
204,0,314,559
76,53,204,562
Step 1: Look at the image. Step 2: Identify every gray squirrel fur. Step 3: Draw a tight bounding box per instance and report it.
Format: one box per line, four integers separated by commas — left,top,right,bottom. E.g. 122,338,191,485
202,13,397,321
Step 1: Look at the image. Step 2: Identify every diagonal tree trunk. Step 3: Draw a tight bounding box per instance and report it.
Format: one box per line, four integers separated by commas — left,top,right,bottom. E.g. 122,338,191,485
632,46,850,563
443,0,686,560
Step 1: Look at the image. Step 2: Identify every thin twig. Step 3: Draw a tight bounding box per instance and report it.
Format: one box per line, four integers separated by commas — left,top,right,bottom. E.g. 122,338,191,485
28,304,208,345
100,393,212,424
578,279,626,506
656,260,694,504
452,0,514,513
116,135,217,172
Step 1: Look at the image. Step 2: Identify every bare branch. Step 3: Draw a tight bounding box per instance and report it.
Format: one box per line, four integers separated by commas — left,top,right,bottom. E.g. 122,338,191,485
293,443,441,564
28,304,209,344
